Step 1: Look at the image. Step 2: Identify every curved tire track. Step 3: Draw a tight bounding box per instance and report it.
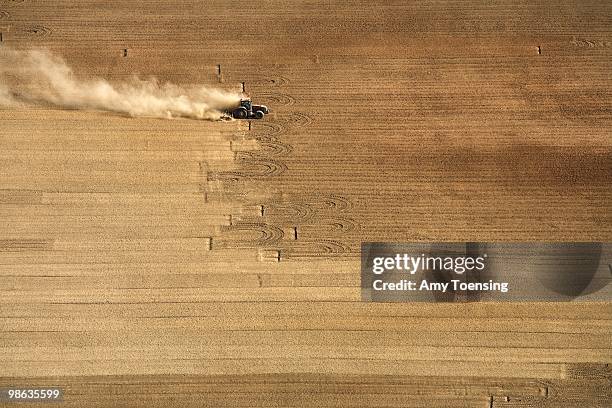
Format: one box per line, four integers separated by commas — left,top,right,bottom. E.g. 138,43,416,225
209,152,287,181
257,92,295,107
276,112,313,128
317,195,353,212
221,222,284,246
266,202,315,222
23,24,52,38
257,139,293,157
251,122,283,138
313,216,357,233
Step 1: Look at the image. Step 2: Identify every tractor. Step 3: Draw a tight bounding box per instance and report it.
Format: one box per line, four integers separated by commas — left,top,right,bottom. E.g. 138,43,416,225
230,98,269,119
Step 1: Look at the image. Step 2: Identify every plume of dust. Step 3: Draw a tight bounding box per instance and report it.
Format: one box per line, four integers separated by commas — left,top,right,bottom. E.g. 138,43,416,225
0,47,243,120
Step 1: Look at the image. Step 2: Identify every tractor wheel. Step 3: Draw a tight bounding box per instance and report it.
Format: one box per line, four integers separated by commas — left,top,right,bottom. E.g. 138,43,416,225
254,110,265,119
234,108,247,119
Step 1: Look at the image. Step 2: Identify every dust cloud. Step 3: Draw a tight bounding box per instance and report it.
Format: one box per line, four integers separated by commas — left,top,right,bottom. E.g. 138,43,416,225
0,48,242,120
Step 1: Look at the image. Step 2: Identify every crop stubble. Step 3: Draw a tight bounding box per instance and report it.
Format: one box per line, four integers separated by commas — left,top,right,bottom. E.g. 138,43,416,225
0,1,610,407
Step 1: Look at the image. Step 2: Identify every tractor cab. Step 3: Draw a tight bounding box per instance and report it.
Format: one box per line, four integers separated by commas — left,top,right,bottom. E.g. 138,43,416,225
240,99,252,110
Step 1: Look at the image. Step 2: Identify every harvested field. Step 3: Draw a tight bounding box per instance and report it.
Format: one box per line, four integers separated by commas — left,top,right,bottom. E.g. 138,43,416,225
0,0,610,407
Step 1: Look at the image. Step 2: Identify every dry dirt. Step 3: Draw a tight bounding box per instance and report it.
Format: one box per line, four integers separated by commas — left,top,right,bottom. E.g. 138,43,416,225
0,1,611,407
